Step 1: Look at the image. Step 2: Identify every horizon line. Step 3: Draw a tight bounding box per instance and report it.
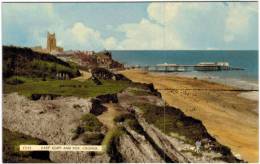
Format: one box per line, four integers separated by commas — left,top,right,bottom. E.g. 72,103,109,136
3,45,258,52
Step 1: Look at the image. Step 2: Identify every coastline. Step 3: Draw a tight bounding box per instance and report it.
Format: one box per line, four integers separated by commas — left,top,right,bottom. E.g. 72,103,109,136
119,69,259,162
170,71,258,90
156,71,259,103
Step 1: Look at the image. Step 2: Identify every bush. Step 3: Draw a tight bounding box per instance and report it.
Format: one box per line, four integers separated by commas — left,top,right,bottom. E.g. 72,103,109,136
4,76,38,85
101,127,125,153
32,59,79,78
81,113,103,132
91,67,114,80
82,133,104,145
3,46,80,79
5,77,25,85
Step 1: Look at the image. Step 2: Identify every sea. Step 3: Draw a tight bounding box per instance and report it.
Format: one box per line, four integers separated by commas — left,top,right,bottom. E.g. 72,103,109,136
112,50,259,90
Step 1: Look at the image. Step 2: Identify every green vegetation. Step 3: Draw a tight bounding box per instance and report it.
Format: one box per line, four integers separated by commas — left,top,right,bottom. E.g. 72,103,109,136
5,76,43,85
12,139,40,156
4,78,130,98
170,132,193,145
101,127,125,153
125,119,144,134
31,59,79,77
127,88,151,96
71,114,103,141
133,102,212,144
3,128,50,162
3,46,80,79
114,113,143,134
81,113,103,132
82,133,104,145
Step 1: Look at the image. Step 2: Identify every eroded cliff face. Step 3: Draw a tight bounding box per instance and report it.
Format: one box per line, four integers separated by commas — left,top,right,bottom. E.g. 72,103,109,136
134,112,225,163
117,84,243,163
3,77,242,163
116,124,165,163
134,115,189,162
3,93,110,163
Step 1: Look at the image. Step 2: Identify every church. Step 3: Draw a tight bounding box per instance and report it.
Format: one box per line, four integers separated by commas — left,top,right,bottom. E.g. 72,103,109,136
32,32,63,54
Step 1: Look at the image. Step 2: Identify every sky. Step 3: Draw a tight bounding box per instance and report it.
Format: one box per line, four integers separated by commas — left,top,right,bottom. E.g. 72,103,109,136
2,2,258,51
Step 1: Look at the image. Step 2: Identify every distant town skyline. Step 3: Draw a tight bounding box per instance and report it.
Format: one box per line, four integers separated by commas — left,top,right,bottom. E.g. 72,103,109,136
2,2,258,51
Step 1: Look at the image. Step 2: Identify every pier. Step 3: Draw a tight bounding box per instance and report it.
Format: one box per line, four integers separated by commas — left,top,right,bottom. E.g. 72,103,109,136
127,62,244,72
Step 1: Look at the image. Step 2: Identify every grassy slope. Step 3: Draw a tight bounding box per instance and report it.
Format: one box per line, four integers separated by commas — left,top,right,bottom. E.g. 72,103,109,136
3,128,51,163
3,46,80,79
134,102,213,144
4,77,130,98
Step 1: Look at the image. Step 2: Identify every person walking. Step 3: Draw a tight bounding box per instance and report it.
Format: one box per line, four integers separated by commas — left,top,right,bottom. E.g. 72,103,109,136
195,140,201,153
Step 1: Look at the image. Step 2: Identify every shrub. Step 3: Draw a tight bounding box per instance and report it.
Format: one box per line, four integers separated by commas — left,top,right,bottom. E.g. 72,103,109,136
81,113,103,132
101,127,125,153
31,59,79,78
5,77,25,85
82,133,104,145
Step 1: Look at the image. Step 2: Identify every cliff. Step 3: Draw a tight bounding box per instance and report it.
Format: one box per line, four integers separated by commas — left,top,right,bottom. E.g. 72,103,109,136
3,68,243,163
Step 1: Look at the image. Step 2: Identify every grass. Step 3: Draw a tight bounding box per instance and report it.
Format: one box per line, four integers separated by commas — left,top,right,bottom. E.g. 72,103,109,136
127,88,151,96
114,113,144,134
5,76,42,85
3,46,80,79
101,127,125,153
4,76,130,98
31,59,78,75
170,132,193,145
125,119,144,134
3,128,43,157
133,102,239,161
133,102,212,145
82,133,104,145
81,113,103,132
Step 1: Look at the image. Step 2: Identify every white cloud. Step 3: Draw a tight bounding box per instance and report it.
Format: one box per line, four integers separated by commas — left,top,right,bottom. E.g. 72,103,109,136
224,3,257,42
104,37,118,50
70,22,102,47
3,2,258,50
147,2,210,25
57,22,119,50
117,18,183,50
147,3,180,25
145,2,258,49
59,2,256,50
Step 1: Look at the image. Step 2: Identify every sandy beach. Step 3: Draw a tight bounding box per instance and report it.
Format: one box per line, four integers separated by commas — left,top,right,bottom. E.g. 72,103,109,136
120,69,258,162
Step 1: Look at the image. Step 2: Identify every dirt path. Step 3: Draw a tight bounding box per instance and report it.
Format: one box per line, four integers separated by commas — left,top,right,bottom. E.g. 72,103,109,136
120,69,258,162
73,70,92,81
97,103,123,130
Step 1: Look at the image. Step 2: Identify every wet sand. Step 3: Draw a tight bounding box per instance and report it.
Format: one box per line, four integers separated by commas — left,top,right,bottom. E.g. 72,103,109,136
120,69,258,162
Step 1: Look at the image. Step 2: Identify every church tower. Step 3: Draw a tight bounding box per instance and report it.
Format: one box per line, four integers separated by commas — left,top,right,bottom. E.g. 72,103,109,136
47,32,57,52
